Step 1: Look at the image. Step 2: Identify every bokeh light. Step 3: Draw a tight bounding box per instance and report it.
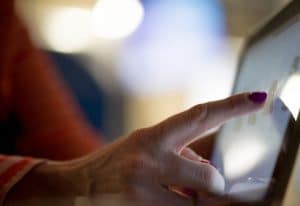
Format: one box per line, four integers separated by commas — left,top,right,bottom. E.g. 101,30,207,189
117,0,234,102
42,7,92,53
92,0,144,40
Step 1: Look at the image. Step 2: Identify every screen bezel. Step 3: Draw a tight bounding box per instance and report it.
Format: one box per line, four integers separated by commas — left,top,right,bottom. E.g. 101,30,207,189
216,1,300,205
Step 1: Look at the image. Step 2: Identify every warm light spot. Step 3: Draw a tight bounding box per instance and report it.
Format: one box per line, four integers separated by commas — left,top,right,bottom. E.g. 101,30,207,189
92,0,144,40
43,7,92,53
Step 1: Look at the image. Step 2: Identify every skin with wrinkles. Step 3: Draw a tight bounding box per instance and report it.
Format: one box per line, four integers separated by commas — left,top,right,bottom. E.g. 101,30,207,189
5,92,266,206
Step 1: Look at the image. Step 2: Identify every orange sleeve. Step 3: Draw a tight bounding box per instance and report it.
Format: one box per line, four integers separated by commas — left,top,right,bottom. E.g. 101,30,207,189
0,155,43,205
1,2,102,160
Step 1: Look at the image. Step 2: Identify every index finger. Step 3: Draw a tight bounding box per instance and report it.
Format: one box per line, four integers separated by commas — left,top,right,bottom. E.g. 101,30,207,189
155,92,267,150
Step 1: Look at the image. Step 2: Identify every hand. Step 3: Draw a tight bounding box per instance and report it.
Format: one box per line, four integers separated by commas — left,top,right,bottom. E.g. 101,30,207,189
5,92,267,206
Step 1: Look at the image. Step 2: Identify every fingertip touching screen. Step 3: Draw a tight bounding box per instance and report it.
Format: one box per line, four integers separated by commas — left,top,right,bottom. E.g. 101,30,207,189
212,14,300,202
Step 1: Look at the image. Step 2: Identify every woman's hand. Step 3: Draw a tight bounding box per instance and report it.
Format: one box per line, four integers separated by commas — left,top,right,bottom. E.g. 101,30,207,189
5,92,267,206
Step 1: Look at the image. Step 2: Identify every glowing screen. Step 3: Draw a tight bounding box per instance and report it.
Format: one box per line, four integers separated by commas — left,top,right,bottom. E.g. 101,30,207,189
212,15,300,201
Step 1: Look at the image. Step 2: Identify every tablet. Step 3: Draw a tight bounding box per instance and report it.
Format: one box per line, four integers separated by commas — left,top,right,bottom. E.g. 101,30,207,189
211,1,300,205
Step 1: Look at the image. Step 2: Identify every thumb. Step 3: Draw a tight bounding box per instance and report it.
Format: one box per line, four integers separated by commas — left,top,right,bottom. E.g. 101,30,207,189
161,154,225,194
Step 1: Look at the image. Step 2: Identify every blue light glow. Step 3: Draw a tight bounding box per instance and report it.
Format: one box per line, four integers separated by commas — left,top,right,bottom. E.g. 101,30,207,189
117,0,229,96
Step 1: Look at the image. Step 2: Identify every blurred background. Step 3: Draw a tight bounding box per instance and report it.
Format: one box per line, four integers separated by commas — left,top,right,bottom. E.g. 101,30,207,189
15,0,298,205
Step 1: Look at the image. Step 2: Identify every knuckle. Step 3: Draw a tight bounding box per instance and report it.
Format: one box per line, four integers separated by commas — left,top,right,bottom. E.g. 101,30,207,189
199,103,209,122
187,103,209,124
130,128,155,147
154,122,168,137
151,123,172,149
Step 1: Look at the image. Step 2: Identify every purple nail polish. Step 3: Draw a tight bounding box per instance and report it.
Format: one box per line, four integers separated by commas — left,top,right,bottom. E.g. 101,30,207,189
248,92,267,104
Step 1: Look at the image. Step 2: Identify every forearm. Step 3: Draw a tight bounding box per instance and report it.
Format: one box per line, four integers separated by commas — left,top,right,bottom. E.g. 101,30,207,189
4,161,89,206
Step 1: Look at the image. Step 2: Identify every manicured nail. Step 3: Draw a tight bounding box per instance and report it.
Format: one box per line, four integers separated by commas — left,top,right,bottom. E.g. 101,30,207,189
248,92,267,104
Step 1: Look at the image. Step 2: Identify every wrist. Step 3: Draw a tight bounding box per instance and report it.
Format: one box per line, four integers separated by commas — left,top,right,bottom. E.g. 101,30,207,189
4,160,90,206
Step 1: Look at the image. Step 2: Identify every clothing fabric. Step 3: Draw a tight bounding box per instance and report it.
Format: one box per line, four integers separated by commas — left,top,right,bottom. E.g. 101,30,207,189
0,1,102,203
0,155,43,204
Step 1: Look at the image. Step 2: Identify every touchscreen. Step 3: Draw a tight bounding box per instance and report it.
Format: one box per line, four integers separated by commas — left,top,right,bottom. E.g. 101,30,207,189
212,15,300,201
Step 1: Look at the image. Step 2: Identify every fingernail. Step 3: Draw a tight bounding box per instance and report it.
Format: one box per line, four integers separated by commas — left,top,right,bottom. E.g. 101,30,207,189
248,92,267,104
